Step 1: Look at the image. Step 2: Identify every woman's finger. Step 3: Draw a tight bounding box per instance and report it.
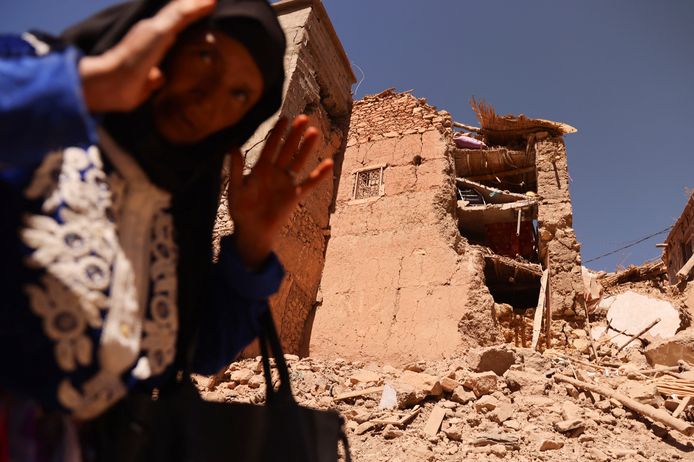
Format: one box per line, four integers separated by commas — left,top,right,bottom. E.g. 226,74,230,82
275,115,309,169
254,117,288,171
296,159,334,199
154,0,217,35
286,126,319,175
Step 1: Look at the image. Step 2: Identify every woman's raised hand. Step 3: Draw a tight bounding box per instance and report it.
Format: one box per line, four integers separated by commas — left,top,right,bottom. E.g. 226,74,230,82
79,0,216,112
228,115,334,269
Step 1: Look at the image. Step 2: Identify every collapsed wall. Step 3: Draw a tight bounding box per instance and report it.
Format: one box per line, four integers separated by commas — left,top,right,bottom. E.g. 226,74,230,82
213,0,355,355
310,90,501,365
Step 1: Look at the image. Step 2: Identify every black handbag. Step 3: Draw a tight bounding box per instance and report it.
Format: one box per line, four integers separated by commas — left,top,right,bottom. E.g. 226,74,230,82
82,311,351,462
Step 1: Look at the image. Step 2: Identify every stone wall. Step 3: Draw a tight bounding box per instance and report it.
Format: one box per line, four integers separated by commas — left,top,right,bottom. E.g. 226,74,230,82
310,90,499,365
665,193,694,283
213,0,355,355
535,136,585,319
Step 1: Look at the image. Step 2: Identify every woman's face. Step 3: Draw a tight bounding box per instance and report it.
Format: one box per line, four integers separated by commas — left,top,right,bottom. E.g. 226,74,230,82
152,28,264,145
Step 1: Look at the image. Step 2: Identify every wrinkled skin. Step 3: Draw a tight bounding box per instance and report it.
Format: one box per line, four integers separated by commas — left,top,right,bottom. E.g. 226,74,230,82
79,0,333,268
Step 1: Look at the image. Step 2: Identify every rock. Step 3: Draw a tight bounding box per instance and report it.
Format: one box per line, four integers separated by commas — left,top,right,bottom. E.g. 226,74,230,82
398,370,442,397
382,424,403,439
443,426,463,442
573,338,592,355
284,354,300,361
464,371,498,397
489,403,514,423
345,420,358,432
611,408,626,418
488,444,507,457
389,382,422,409
378,383,397,410
451,386,476,404
474,395,499,413
538,437,564,451
349,369,381,385
470,432,520,448
617,381,658,405
588,448,609,462
467,346,517,375
645,331,694,367
595,400,612,411
554,418,585,434
229,369,254,384
247,374,264,389
502,419,521,430
440,376,461,393
504,370,546,395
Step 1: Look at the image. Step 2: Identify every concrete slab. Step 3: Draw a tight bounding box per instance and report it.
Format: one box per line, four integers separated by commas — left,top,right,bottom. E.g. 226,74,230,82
601,291,680,348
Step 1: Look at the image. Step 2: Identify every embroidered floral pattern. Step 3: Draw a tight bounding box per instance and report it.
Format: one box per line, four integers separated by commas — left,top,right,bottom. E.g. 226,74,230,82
21,144,180,418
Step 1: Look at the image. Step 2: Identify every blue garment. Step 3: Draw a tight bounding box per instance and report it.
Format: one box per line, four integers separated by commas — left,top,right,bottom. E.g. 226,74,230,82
0,34,284,415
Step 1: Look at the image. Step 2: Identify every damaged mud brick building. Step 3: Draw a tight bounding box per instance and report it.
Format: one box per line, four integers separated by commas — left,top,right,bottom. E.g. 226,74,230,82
310,92,586,364
664,191,694,285
213,0,356,355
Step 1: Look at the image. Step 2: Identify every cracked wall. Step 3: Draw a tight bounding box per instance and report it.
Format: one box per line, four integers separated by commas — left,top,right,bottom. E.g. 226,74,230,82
212,0,355,355
664,192,694,283
310,90,495,365
535,136,585,321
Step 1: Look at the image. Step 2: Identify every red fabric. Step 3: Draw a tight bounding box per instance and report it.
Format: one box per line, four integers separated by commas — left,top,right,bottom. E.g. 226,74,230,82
485,222,536,259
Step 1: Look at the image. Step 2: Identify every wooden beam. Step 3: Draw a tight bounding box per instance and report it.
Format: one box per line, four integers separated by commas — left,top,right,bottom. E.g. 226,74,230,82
677,254,694,283
532,270,549,350
333,386,384,402
464,166,536,183
555,374,694,436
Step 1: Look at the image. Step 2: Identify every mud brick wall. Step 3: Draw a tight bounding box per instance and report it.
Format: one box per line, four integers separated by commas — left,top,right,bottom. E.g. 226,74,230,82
213,0,355,355
310,91,500,365
535,136,585,317
665,193,694,283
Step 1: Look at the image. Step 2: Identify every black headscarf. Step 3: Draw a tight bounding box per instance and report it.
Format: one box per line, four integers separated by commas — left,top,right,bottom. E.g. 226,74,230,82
60,0,286,367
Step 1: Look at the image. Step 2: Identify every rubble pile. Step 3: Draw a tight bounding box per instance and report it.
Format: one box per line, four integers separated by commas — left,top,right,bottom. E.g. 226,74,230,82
196,341,694,461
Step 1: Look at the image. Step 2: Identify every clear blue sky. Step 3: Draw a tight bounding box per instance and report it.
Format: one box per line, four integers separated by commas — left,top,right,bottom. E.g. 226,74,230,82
3,1,692,272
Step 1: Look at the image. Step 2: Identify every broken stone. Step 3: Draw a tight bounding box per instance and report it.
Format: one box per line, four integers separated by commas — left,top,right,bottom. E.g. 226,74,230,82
467,346,517,375
589,448,609,462
443,426,463,442
228,369,254,385
398,370,442,397
349,369,381,385
645,331,694,367
381,424,403,439
604,291,680,349
617,381,658,405
554,418,585,434
451,386,476,404
440,376,460,393
470,432,520,449
489,403,514,423
354,421,376,435
504,370,546,395
474,395,499,413
538,436,564,451
464,371,498,397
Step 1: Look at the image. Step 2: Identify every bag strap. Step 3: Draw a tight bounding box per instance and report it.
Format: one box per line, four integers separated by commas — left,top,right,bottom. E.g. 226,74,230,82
258,310,294,404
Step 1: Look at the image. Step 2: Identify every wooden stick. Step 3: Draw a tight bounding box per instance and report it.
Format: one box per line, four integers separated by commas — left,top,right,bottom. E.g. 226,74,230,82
531,270,549,350
555,374,694,436
614,318,661,354
673,396,692,419
333,386,384,402
582,300,599,361
452,121,482,133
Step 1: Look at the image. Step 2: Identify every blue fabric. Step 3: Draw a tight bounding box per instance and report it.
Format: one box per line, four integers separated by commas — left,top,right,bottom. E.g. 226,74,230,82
194,237,285,375
0,34,285,409
0,34,98,167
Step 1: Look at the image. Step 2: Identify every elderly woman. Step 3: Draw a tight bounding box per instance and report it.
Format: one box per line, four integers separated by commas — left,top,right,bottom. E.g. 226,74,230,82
0,0,331,459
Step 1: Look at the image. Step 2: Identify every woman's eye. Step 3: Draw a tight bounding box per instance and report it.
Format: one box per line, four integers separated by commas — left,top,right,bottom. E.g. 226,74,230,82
231,89,249,104
197,50,214,63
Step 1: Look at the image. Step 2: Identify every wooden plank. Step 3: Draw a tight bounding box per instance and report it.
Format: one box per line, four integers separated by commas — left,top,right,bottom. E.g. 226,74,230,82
531,269,549,350
333,386,384,402
677,254,694,283
423,405,446,437
555,374,694,436
465,166,536,182
673,396,692,419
